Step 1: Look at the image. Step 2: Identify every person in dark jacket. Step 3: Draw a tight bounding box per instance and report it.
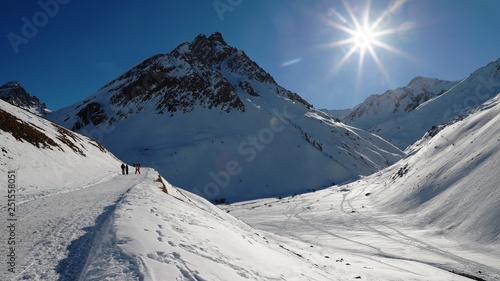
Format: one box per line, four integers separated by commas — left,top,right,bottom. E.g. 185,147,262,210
121,163,125,175
125,164,129,175
135,163,141,174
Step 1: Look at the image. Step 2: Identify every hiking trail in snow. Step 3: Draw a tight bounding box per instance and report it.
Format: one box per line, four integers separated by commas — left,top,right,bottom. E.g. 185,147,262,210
8,172,145,281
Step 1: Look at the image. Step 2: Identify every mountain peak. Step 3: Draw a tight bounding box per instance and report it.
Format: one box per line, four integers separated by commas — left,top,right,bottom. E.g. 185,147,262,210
89,32,309,119
407,76,430,87
187,32,237,68
0,81,48,116
192,32,227,46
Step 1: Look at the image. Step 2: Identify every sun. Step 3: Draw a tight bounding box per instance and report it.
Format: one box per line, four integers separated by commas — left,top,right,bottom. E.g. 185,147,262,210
353,26,375,50
323,0,412,85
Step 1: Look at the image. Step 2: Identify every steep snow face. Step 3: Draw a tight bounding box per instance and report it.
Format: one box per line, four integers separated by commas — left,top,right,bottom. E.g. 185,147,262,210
344,59,500,149
373,93,500,244
0,99,120,201
48,32,404,202
0,81,49,116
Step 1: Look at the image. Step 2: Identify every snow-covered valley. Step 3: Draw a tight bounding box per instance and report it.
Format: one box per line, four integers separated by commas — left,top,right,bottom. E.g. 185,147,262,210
2,86,500,280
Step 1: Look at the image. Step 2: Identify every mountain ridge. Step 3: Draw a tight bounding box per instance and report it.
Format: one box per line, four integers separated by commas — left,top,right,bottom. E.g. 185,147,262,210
342,58,500,149
0,81,49,116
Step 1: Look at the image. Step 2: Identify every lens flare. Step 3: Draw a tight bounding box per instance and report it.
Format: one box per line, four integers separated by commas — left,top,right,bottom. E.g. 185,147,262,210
321,0,414,89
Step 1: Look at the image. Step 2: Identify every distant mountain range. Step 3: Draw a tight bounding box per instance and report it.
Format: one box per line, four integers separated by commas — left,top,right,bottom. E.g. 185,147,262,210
342,59,500,149
45,32,403,202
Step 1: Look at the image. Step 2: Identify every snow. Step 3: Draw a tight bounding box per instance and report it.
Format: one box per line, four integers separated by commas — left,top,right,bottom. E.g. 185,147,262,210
344,59,500,149
2,93,500,280
374,94,500,244
224,93,500,280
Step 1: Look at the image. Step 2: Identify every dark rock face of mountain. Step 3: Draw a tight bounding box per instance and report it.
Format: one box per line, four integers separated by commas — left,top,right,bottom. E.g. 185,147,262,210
0,81,48,115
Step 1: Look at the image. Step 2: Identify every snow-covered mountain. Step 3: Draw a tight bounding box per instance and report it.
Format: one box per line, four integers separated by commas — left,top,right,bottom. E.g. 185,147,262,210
0,81,49,116
344,59,500,149
374,93,500,244
343,76,458,148
2,56,499,281
48,32,403,202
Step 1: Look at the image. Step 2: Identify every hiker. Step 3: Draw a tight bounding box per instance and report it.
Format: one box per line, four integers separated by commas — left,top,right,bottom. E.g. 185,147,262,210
121,163,125,175
135,163,141,174
125,164,129,175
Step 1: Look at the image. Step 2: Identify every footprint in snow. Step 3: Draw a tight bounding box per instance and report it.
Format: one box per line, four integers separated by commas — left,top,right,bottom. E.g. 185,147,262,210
147,251,171,264
156,226,165,236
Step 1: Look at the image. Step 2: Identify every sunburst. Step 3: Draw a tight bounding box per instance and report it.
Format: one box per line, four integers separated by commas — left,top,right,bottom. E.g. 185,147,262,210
324,0,412,87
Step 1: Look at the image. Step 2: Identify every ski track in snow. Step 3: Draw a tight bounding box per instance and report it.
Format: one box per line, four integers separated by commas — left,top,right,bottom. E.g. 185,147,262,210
11,172,145,281
341,184,499,278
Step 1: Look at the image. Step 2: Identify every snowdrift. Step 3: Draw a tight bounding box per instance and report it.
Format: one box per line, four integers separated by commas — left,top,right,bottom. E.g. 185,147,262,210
90,169,339,280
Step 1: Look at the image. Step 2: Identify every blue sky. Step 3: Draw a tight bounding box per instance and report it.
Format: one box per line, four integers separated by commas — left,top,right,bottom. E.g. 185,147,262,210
1,0,499,110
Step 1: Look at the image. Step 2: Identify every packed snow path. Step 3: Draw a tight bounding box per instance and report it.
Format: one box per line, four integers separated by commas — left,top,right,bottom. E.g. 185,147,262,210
11,172,145,281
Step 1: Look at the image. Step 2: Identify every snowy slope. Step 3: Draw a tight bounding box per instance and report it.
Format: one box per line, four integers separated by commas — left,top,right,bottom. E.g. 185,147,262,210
343,76,458,139
98,170,340,280
226,94,500,281
0,99,119,201
0,99,334,280
344,59,500,149
48,32,403,202
0,98,121,279
324,108,351,119
373,93,500,244
2,89,499,280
